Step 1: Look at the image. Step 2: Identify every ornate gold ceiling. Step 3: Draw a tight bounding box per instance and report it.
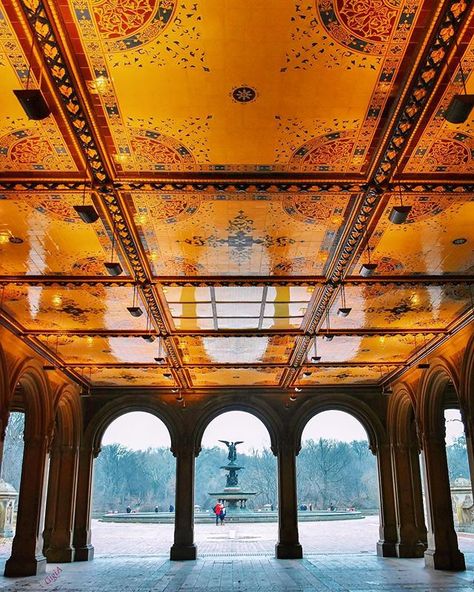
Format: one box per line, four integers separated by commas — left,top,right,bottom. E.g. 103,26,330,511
0,0,473,391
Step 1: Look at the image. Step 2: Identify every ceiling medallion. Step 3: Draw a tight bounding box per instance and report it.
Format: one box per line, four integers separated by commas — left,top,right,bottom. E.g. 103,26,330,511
231,86,257,103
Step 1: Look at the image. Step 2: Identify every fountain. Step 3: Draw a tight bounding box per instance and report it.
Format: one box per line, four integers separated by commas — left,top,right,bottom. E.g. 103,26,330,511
208,440,257,513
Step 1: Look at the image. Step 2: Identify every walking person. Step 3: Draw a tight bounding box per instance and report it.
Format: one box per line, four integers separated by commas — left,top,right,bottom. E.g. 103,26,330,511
219,503,226,526
213,502,222,526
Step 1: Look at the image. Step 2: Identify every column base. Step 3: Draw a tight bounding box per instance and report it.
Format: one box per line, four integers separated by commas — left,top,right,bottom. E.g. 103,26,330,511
4,555,47,577
46,546,75,563
376,540,397,557
73,545,94,562
275,542,303,559
424,548,465,571
170,543,197,561
396,541,426,558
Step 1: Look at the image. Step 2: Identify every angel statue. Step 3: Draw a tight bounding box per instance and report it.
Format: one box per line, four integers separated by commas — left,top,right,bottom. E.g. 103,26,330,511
218,440,243,462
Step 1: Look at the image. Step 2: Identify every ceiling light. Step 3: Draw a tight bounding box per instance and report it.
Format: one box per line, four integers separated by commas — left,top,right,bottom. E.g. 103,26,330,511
294,387,302,392
360,242,377,276
163,373,172,379
52,294,62,307
9,236,23,244
142,335,156,343
13,89,51,120
127,306,143,318
104,261,123,276
43,365,56,372
360,263,377,277
322,334,333,342
73,204,99,224
311,337,320,362
445,94,474,124
337,283,351,317
104,223,123,276
389,205,412,224
154,357,165,364
417,362,430,369
289,394,297,402
303,371,312,377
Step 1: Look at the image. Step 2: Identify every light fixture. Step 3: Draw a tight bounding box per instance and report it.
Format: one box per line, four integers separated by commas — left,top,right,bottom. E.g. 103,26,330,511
14,36,51,120
163,373,172,379
74,205,99,223
43,364,56,372
289,393,297,402
382,384,393,395
445,42,474,124
104,223,123,276
14,89,50,120
389,173,411,224
415,333,430,369
154,338,166,363
294,387,302,392
74,177,99,223
360,244,377,277
311,337,321,362
127,284,143,317
141,311,155,342
303,371,312,377
104,262,123,276
322,309,333,341
337,283,351,317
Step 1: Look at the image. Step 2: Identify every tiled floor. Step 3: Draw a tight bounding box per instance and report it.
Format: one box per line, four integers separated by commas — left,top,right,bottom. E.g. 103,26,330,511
0,554,473,592
1,519,473,591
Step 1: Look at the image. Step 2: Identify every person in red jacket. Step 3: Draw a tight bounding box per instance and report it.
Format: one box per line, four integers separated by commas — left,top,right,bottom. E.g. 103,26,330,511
213,502,222,526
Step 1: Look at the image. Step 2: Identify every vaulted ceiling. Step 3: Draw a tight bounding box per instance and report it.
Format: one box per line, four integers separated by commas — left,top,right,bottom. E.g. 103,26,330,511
0,0,473,391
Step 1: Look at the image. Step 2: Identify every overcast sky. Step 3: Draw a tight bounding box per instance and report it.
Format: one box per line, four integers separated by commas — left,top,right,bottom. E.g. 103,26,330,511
101,408,466,452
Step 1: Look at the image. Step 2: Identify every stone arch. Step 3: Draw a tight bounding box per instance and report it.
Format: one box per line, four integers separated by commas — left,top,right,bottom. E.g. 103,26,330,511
418,357,461,440
53,384,82,448
460,332,474,413
84,395,179,455
0,343,9,435
193,396,281,457
8,357,53,439
388,383,419,447
293,393,385,455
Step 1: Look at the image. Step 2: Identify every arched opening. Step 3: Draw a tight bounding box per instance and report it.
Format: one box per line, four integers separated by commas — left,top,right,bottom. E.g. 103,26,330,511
419,364,469,570
3,365,52,577
0,411,25,560
90,411,175,557
297,410,379,554
444,407,473,552
194,410,277,555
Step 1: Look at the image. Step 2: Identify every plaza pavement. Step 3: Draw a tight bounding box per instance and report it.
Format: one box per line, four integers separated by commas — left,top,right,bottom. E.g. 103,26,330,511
0,517,473,591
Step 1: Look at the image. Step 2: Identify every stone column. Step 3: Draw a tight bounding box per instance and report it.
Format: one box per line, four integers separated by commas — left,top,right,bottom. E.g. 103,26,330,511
275,440,302,559
422,434,465,570
392,442,427,557
461,409,474,498
73,445,96,562
170,442,196,560
45,445,79,562
0,410,8,479
4,435,49,577
376,442,397,557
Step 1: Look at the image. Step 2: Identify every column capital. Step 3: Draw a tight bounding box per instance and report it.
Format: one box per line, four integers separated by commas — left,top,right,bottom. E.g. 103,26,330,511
277,437,298,456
